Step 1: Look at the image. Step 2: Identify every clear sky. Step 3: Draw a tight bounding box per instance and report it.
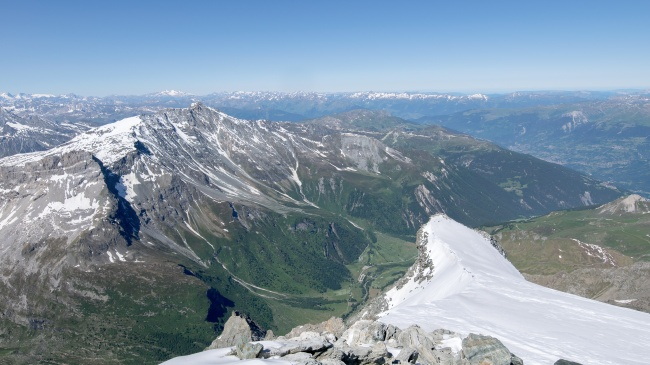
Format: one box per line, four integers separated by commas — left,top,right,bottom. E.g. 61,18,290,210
1,0,649,96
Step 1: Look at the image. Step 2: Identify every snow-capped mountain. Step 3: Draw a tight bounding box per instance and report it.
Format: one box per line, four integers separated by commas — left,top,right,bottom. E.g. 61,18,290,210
153,90,191,97
0,89,619,126
377,214,650,365
0,103,331,271
0,107,86,157
1,105,619,269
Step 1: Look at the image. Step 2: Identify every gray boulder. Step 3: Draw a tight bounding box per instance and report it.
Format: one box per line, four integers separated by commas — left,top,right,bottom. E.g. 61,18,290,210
394,346,418,364
234,342,263,359
316,347,347,363
384,323,401,341
320,360,346,365
283,351,315,362
339,320,388,347
205,311,267,350
397,325,440,364
461,333,513,365
362,342,391,364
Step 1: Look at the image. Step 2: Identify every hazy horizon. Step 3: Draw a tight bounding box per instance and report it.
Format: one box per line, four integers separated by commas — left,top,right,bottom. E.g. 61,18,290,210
4,87,650,99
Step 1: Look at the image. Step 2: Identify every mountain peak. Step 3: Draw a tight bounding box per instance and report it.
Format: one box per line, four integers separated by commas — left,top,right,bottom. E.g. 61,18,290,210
155,90,188,97
598,194,650,215
190,101,204,110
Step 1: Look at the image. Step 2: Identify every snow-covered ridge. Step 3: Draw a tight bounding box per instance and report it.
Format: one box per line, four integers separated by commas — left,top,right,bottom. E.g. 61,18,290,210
0,115,142,167
380,214,650,365
349,92,489,101
153,90,190,97
221,91,330,102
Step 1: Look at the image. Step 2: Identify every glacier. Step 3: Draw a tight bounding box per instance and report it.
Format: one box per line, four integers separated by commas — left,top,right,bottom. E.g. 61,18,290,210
379,214,650,365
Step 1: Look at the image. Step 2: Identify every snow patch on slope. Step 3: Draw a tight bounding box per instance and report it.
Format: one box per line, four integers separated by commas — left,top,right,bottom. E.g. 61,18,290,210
571,238,616,265
379,214,650,365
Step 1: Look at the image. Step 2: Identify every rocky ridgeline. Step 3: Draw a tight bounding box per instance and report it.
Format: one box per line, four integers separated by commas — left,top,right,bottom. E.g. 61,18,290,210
203,312,529,365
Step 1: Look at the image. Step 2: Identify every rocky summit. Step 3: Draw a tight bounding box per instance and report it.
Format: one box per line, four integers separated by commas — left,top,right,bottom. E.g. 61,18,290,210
164,315,524,365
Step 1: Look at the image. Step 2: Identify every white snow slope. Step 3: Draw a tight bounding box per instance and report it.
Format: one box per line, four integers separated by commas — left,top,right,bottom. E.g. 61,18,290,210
380,214,650,365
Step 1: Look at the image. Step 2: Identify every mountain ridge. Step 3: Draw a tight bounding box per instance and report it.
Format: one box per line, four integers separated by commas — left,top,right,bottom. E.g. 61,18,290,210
377,214,650,365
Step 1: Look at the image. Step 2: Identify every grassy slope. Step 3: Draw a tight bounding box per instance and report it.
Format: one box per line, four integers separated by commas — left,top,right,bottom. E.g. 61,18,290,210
485,198,650,312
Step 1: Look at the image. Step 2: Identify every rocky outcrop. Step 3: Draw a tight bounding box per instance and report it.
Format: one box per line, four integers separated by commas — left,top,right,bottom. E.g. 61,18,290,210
208,317,522,365
205,311,268,350
461,333,519,365
346,227,434,323
286,317,347,339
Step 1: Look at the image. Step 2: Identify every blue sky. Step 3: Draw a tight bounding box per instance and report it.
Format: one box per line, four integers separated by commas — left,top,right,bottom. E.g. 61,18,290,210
2,0,649,96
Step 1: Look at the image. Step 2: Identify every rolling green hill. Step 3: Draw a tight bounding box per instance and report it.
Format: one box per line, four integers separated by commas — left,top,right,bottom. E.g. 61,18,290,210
486,194,650,313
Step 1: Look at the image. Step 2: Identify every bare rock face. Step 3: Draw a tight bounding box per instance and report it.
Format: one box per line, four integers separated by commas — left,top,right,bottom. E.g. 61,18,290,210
461,333,516,365
205,311,267,350
393,346,418,364
197,317,523,365
339,320,389,346
397,325,440,364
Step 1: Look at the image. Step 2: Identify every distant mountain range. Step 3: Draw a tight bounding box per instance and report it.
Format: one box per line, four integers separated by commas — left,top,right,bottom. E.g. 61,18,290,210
422,96,650,196
2,89,648,196
3,89,643,123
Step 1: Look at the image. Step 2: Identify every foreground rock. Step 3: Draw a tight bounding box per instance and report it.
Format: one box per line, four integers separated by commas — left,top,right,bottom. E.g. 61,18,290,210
188,316,523,365
204,311,268,350
462,333,522,365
